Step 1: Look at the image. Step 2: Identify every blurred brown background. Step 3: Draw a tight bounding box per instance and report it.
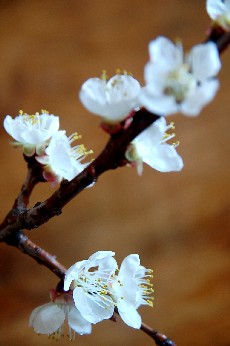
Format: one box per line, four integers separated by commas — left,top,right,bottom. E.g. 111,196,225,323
0,1,229,345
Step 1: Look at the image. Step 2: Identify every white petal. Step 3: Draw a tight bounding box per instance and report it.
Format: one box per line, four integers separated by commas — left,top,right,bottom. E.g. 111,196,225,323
113,277,139,305
143,144,184,172
135,118,166,149
29,303,64,334
64,260,87,291
106,75,140,102
139,87,179,116
68,306,92,335
206,0,225,19
87,250,117,273
226,0,230,11
88,250,115,261
181,79,219,116
190,43,221,81
73,287,114,324
79,78,108,115
118,300,141,329
144,63,169,95
119,254,140,279
148,36,183,70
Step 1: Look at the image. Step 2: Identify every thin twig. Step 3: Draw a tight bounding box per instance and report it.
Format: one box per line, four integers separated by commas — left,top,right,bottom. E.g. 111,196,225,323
13,155,45,210
141,322,176,346
206,26,230,53
6,230,66,279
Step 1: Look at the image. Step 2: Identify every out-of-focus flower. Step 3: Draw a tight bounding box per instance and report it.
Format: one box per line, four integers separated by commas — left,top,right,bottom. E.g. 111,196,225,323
29,290,92,340
125,117,183,175
79,71,141,123
64,251,117,324
36,131,92,185
139,37,221,116
207,0,230,30
110,254,154,329
3,110,59,156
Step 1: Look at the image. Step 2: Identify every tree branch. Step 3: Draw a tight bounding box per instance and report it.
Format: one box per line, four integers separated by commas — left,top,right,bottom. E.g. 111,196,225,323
140,322,176,346
206,26,230,53
6,230,66,279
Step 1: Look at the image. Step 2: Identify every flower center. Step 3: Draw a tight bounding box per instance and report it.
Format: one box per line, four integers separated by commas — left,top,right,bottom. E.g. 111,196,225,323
73,269,115,308
164,64,196,103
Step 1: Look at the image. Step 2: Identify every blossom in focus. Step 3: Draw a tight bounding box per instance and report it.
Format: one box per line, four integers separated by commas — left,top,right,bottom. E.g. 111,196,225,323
79,71,141,123
29,290,92,339
36,130,92,185
206,0,230,30
139,37,221,116
64,251,118,324
110,254,154,329
125,117,183,175
3,110,59,156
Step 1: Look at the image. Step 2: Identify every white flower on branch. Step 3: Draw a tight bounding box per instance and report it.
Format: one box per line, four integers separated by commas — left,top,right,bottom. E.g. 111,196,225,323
64,251,118,324
79,71,141,123
36,130,92,185
3,110,59,156
29,290,92,339
207,0,230,30
125,117,183,175
139,37,221,116
110,254,154,329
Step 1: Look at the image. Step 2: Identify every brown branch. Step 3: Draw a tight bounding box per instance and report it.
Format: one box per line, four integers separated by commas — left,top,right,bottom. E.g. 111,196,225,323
206,26,230,53
140,322,176,346
6,230,66,279
13,155,45,210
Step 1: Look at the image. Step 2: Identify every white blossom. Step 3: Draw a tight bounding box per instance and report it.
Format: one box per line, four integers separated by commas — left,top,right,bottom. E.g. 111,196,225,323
139,37,221,116
207,0,230,30
64,251,118,324
79,72,141,123
125,117,183,175
110,254,154,329
29,290,92,339
36,130,92,185
3,110,59,156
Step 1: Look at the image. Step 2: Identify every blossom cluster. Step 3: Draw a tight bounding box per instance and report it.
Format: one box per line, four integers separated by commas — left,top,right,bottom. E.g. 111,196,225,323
3,110,92,185
29,251,153,339
77,36,221,174
80,40,221,120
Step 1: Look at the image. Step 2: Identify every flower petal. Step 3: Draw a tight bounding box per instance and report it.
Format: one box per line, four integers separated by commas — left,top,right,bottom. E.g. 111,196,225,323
190,42,221,81
68,306,92,335
148,36,183,70
73,287,114,324
139,87,179,116
87,250,117,273
181,79,219,116
206,0,225,20
143,144,184,172
29,303,64,335
119,254,140,279
64,260,87,291
118,300,142,329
